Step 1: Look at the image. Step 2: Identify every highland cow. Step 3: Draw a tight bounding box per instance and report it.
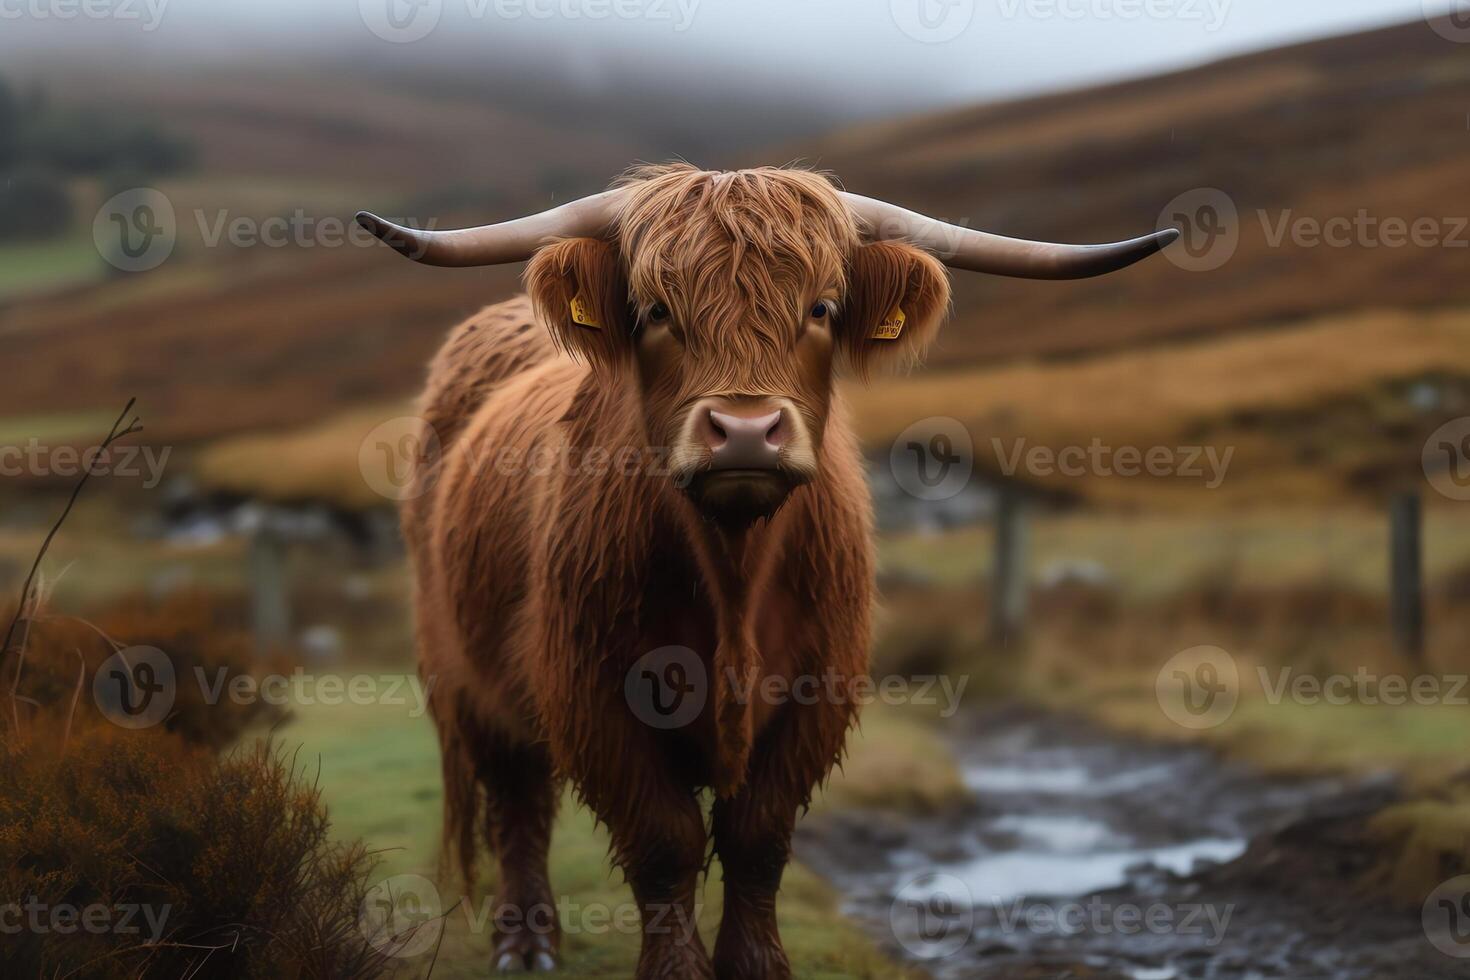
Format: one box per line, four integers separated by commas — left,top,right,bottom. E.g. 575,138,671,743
357,164,1175,978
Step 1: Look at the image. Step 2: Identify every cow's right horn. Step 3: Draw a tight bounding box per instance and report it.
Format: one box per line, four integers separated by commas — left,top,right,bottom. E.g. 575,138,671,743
841,192,1179,280
356,189,626,267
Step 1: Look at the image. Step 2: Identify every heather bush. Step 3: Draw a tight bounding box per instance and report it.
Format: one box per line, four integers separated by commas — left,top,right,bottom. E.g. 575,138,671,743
0,730,395,979
3,590,283,749
0,589,398,978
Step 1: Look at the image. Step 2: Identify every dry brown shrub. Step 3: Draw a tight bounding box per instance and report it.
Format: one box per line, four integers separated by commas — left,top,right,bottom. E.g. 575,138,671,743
0,729,395,979
2,590,285,750
0,593,397,979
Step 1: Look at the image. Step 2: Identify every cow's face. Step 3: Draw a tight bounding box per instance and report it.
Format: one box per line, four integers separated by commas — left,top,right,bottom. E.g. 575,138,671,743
527,165,951,528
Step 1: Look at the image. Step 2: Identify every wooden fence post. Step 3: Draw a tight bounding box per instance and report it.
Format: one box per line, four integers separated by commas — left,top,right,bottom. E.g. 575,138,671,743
990,482,1029,645
249,524,290,656
1390,491,1424,662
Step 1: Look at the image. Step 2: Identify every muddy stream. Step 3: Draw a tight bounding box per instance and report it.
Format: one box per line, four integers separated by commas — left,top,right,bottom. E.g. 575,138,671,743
796,706,1468,979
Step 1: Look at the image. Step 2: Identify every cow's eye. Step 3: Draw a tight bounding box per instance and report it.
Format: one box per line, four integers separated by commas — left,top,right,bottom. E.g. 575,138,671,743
647,302,670,323
810,301,829,320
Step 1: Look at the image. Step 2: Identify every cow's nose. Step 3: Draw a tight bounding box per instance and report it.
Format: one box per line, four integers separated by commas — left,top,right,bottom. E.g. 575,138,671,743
702,408,785,470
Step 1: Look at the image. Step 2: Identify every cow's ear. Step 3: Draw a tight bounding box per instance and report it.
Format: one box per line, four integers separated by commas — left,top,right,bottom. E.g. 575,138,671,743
838,240,951,378
524,237,632,371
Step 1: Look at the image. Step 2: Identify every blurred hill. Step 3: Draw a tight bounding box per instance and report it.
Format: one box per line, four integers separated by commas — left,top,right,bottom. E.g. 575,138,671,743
3,18,1469,508
37,65,643,190
0,53,831,446
799,16,1470,362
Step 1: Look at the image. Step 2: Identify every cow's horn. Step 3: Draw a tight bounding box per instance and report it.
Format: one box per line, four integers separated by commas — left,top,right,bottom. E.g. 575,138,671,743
355,189,627,267
840,192,1179,280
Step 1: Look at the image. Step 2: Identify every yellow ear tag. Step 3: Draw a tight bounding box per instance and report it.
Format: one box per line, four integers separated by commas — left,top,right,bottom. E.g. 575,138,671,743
873,306,906,340
569,294,602,329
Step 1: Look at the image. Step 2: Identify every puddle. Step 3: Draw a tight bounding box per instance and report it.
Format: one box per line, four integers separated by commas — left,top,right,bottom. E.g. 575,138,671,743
989,813,1118,851
797,706,1437,979
935,837,1248,904
964,761,1176,797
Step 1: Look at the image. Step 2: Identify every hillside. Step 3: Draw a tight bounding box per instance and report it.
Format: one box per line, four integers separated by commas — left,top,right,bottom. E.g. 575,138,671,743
798,16,1470,363
3,18,1468,508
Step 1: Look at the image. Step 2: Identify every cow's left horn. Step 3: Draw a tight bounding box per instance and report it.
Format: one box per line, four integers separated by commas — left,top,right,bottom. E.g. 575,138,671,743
840,192,1179,280
355,188,627,267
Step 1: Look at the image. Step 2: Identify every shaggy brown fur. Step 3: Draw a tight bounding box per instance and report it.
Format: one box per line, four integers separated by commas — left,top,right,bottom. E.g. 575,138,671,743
405,165,951,978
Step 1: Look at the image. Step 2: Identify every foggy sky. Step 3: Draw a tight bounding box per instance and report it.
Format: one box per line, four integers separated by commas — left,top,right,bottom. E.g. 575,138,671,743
0,0,1459,117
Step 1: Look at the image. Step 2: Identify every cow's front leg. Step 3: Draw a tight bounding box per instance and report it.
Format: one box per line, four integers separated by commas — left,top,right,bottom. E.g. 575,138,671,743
711,687,857,980
710,704,827,980
601,786,714,980
710,787,795,980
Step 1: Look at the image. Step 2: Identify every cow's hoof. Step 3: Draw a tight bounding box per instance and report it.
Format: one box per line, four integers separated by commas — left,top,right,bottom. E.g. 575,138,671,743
493,933,558,972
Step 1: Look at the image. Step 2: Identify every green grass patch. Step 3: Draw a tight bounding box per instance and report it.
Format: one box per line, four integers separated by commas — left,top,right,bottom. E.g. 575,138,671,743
1074,685,1470,787
0,409,123,447
821,700,969,815
0,236,106,298
1220,699,1470,786
278,684,919,979
1366,795,1470,906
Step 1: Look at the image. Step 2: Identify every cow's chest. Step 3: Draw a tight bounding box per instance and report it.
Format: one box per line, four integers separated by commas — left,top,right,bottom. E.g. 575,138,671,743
639,570,805,761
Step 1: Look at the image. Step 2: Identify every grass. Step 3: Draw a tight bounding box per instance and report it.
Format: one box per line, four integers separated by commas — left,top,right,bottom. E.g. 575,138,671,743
1366,794,1470,905
1062,681,1470,787
821,701,969,814
880,508,1470,598
278,682,931,979
0,521,249,609
0,488,416,662
1223,699,1470,787
0,409,123,447
0,236,106,299
196,400,417,510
